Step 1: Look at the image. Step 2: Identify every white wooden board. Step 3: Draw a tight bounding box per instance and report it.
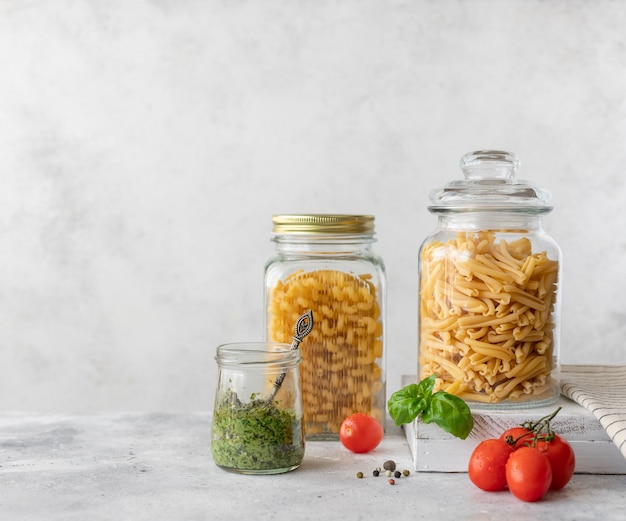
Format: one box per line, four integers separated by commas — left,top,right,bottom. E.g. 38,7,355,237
400,375,626,474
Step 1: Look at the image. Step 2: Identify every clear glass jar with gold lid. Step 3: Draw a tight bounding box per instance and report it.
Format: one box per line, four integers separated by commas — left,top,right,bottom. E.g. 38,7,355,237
264,214,386,439
418,151,562,409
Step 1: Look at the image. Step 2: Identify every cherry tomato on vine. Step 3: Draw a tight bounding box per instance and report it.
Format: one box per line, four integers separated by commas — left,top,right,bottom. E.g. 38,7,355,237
339,413,383,453
499,427,534,448
505,446,553,502
468,438,515,491
536,434,576,490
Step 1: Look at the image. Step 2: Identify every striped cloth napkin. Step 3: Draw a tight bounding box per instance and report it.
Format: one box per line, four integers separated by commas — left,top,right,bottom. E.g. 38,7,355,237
560,365,626,460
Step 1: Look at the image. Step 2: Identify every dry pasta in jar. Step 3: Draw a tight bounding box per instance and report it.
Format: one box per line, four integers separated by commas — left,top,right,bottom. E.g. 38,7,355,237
419,151,562,408
265,215,386,439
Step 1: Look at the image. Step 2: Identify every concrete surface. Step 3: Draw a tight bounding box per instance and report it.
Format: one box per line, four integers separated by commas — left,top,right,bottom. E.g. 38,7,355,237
1,413,625,520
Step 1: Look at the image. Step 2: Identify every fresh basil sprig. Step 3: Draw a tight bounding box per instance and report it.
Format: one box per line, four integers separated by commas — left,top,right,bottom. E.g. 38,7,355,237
387,374,474,440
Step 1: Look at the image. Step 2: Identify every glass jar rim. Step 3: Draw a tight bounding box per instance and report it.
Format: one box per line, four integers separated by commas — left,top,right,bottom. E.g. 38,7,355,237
215,342,300,369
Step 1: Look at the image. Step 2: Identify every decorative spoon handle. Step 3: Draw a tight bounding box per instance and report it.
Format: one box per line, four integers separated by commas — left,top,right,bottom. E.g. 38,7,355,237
290,309,314,350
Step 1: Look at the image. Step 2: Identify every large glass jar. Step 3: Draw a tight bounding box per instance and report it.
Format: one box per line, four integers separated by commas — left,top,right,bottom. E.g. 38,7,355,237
418,151,562,409
265,214,386,439
211,342,304,474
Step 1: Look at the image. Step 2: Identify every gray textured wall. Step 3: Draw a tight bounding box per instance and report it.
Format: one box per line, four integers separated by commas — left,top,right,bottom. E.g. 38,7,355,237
1,0,625,411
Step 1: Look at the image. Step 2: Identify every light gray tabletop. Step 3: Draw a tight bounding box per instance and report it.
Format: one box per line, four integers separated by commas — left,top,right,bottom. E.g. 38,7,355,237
1,413,625,520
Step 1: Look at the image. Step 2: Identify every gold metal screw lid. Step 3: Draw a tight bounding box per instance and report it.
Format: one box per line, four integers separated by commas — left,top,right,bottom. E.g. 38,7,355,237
272,214,375,235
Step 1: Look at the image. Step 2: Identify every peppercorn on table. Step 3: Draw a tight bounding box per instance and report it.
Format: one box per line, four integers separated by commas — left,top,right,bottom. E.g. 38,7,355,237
1,413,625,520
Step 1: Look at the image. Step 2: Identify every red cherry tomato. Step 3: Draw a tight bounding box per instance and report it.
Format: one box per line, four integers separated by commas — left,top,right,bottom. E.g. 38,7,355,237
536,434,576,490
499,427,534,449
468,438,515,491
505,446,553,502
339,413,383,453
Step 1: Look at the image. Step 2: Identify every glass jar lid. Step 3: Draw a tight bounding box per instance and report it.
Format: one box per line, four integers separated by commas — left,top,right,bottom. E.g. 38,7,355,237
272,214,375,235
428,150,553,214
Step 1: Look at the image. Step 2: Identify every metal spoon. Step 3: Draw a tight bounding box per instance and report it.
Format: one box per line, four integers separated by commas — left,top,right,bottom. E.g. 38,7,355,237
268,309,314,402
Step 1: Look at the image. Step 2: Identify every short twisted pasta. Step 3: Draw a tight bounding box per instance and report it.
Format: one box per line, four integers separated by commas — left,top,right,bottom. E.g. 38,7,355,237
268,269,384,435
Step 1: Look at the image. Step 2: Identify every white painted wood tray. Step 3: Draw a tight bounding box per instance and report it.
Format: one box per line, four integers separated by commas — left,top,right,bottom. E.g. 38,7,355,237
401,376,626,474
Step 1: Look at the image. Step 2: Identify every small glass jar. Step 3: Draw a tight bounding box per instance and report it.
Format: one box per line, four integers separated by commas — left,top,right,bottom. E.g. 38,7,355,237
418,151,562,409
264,214,386,439
211,342,304,474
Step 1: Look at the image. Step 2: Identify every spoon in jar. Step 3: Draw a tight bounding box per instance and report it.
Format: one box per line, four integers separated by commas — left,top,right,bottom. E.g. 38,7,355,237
267,309,314,402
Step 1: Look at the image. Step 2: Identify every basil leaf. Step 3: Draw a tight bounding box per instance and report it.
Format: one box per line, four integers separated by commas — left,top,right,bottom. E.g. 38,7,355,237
416,373,437,396
421,391,474,440
387,375,474,439
387,383,430,426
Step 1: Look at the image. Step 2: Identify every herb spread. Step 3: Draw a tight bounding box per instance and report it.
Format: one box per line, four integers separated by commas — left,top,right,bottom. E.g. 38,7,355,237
211,391,304,471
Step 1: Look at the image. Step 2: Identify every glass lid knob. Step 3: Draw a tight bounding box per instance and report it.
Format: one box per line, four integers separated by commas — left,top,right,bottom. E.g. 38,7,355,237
460,150,520,180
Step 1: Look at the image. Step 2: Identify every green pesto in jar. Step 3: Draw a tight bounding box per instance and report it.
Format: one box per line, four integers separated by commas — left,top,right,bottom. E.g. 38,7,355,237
211,391,304,472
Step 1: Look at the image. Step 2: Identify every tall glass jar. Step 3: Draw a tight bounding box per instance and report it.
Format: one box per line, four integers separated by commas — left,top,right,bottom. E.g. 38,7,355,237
265,214,386,439
418,151,562,409
211,342,304,474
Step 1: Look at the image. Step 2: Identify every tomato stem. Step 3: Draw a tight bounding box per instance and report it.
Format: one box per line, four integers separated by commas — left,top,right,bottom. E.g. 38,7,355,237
511,406,562,447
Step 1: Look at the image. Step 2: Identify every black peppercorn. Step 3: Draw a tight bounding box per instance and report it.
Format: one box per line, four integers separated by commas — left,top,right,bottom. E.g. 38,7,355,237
383,460,396,472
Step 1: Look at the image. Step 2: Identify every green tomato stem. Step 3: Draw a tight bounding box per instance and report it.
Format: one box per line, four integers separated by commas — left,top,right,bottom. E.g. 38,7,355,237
518,406,562,447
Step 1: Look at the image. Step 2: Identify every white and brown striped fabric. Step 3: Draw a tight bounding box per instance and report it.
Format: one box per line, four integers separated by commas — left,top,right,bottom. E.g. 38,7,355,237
561,365,626,460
